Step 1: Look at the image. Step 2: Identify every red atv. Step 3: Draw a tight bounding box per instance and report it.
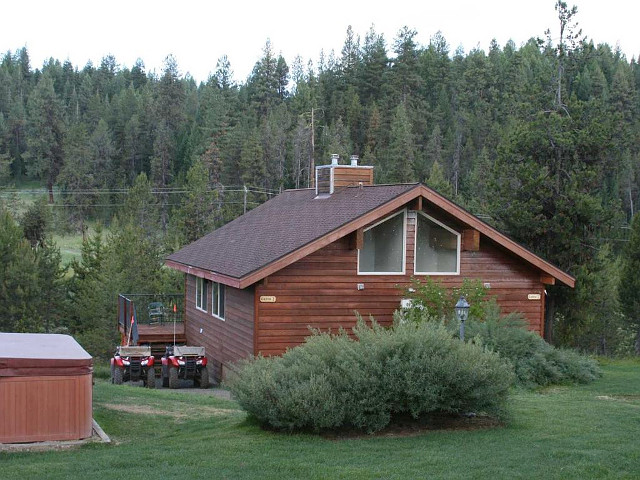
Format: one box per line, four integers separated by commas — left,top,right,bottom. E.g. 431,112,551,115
110,345,156,388
161,345,209,389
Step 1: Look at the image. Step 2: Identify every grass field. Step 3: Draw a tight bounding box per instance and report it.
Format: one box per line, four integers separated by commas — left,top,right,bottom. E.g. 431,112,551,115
1,359,639,479
51,225,108,266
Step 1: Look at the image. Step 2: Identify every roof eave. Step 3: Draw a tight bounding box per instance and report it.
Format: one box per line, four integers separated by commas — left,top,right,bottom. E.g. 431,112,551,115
164,260,242,289
167,184,575,290
415,185,575,288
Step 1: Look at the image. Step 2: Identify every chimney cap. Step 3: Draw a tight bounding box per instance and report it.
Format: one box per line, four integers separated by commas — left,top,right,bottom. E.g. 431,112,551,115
331,154,339,166
350,155,359,166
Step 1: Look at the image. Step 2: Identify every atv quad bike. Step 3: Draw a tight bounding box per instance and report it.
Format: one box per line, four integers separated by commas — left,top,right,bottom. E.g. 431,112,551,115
110,345,156,388
161,345,209,389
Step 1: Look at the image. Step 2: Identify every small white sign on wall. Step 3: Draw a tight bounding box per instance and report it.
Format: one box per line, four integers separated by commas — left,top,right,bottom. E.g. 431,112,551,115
528,294,541,300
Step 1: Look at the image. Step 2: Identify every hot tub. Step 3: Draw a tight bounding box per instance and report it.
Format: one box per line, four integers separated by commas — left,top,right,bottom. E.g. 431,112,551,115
0,333,93,443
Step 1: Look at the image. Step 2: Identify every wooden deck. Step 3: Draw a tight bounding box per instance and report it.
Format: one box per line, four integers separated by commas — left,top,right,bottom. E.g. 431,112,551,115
119,322,186,346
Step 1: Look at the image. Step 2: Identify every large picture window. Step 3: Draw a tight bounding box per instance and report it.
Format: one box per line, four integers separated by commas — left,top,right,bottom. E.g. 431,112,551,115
414,212,460,274
211,281,225,320
195,276,208,311
358,210,406,274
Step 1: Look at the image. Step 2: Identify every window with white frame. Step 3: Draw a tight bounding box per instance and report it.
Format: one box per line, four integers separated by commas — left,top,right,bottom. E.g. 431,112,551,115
211,281,225,320
195,276,208,311
414,212,460,274
358,210,406,274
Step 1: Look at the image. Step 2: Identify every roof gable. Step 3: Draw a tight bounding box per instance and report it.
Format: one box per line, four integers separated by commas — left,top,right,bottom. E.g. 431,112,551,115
166,184,575,289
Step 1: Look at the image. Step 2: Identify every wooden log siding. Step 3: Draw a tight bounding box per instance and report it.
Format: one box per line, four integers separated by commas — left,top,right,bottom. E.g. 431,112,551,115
332,166,374,188
255,211,545,356
185,275,254,382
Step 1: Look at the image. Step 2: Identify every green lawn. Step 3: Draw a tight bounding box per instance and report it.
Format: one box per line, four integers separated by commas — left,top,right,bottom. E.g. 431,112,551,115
52,225,109,267
2,360,639,479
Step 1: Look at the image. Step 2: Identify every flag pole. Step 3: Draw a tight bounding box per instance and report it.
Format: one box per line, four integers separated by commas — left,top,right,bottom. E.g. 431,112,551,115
173,302,177,347
127,309,135,346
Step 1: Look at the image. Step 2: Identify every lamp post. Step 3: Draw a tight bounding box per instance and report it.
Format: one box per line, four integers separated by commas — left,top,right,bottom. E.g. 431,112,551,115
455,296,470,341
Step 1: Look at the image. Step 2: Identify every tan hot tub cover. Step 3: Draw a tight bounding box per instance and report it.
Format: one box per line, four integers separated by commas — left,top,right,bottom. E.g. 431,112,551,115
0,333,93,443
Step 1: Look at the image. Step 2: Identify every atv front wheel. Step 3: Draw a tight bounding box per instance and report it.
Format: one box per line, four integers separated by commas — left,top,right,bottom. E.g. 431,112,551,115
113,366,124,385
110,363,115,384
146,368,156,389
198,366,209,389
168,366,179,389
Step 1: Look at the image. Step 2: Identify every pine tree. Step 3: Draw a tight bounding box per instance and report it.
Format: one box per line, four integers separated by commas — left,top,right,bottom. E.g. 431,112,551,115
119,172,160,239
619,213,640,354
426,159,452,197
387,103,415,183
24,73,64,202
172,159,216,246
57,123,96,230
0,208,39,332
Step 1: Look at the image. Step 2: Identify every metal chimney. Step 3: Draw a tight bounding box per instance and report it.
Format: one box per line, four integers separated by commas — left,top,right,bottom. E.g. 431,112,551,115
331,154,339,166
350,155,359,167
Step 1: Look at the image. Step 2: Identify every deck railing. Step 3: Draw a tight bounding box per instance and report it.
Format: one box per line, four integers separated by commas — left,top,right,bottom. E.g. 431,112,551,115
118,293,184,341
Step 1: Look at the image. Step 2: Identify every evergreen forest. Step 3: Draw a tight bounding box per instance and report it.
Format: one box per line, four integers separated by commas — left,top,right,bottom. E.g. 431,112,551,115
1,2,639,356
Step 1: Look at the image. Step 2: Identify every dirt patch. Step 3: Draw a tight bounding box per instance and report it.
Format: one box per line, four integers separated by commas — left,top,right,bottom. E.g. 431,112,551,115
319,413,503,440
100,403,240,418
596,395,640,405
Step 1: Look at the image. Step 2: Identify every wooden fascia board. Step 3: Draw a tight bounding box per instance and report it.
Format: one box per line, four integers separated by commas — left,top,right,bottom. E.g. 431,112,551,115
237,188,422,288
164,260,242,289
168,184,575,290
416,185,576,288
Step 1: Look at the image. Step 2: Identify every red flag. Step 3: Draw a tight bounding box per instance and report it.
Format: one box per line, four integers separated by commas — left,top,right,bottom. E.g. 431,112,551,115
173,304,177,313
131,314,135,325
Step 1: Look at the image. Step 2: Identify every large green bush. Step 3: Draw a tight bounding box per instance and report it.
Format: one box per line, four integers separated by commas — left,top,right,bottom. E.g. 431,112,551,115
463,311,601,387
399,279,601,388
228,321,514,433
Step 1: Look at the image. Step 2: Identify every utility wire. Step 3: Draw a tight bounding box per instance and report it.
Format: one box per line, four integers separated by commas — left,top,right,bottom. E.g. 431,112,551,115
0,185,279,195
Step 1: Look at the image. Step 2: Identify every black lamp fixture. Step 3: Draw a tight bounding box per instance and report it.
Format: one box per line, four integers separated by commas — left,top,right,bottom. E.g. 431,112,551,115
455,296,470,341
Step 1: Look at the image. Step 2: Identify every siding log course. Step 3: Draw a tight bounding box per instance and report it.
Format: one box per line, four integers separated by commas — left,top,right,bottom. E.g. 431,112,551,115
185,276,254,382
255,220,545,356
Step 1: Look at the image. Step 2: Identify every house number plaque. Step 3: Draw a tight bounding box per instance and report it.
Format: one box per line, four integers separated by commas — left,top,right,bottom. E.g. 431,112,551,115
260,296,277,303
527,294,541,300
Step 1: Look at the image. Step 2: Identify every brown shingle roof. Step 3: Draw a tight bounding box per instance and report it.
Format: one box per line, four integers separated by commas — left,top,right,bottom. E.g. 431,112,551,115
167,184,418,279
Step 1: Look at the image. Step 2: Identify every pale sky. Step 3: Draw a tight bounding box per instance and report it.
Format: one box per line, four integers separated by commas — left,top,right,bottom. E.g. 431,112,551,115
2,0,638,84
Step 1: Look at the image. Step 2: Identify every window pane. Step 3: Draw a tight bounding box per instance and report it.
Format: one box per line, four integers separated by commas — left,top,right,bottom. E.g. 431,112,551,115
212,282,218,316
211,282,225,319
415,214,458,273
196,277,203,309
360,213,404,273
219,285,225,319
202,280,208,311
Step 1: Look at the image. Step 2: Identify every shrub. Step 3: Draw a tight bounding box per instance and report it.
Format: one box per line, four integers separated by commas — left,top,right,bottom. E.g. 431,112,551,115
400,277,491,323
228,320,514,433
463,312,601,388
399,280,601,388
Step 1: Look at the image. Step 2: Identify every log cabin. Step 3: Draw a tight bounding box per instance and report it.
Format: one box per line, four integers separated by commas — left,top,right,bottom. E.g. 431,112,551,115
166,155,575,382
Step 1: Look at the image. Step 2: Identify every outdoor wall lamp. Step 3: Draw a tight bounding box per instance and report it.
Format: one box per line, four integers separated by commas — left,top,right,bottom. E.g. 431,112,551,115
455,296,470,341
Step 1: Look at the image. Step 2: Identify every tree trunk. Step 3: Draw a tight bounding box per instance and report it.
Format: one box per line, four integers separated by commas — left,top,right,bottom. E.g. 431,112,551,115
635,327,640,356
544,293,555,344
599,335,607,356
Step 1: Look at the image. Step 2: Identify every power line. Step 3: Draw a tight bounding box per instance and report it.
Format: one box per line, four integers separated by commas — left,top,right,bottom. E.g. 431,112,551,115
0,185,278,196
45,201,262,207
